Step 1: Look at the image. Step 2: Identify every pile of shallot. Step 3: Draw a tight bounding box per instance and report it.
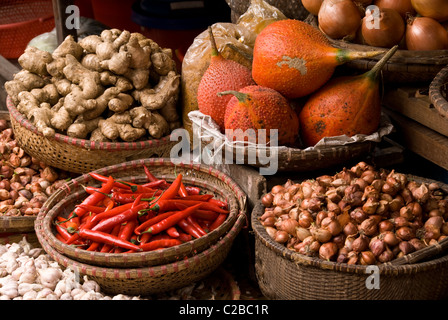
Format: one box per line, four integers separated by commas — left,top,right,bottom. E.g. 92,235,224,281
0,237,141,300
0,118,74,216
260,161,448,265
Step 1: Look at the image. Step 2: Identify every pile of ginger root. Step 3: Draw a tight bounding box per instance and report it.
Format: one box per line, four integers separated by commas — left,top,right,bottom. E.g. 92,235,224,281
5,29,182,142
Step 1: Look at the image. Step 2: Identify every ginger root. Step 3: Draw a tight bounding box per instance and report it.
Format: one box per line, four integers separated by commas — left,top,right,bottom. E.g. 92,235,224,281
7,28,181,142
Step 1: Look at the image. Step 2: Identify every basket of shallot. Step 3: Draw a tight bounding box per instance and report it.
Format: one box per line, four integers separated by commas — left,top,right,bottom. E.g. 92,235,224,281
252,161,448,300
0,111,75,234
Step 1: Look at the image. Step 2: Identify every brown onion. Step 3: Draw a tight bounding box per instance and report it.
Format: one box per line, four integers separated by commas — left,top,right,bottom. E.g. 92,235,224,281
359,217,379,236
378,220,394,233
274,230,289,244
343,222,358,236
369,237,386,256
399,241,415,255
360,251,376,265
374,0,415,19
303,0,324,15
277,218,300,235
362,7,405,48
311,226,333,243
396,226,415,241
382,231,400,246
411,0,448,22
296,226,312,241
352,235,369,252
261,193,274,207
318,0,363,40
319,242,339,260
378,247,395,263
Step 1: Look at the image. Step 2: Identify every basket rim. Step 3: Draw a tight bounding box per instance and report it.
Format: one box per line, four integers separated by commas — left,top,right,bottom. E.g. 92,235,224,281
37,212,246,277
252,174,448,275
429,64,448,118
35,158,248,267
6,95,174,151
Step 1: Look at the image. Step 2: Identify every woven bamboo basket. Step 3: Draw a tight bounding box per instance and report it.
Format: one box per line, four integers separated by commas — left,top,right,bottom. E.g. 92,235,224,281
189,111,392,172
35,158,247,268
429,64,448,118
0,110,37,233
0,232,40,248
306,14,448,84
252,175,448,300
6,96,177,174
36,209,246,296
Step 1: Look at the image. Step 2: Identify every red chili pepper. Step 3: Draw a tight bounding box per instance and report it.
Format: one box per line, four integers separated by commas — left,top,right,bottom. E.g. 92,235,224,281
185,186,201,195
139,232,152,244
209,213,227,231
157,173,183,202
151,199,229,214
55,223,71,242
87,202,134,227
175,194,214,201
179,181,189,197
139,238,182,251
92,202,148,232
134,210,178,235
208,198,228,208
100,223,121,252
86,241,100,251
143,165,158,182
166,226,180,238
75,175,115,219
75,204,106,214
177,231,192,242
79,228,141,251
111,192,159,204
142,203,202,235
193,210,219,221
186,216,207,236
177,218,204,239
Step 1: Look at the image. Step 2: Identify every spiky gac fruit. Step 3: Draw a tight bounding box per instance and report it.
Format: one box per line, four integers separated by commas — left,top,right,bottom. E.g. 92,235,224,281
197,26,255,131
221,85,299,146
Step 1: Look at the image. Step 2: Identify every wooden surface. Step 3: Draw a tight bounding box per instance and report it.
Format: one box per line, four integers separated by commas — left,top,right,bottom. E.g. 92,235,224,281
383,86,448,137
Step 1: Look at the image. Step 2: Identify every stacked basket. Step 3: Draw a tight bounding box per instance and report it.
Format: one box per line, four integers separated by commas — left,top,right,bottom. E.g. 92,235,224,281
7,96,178,174
251,175,448,300
35,158,247,296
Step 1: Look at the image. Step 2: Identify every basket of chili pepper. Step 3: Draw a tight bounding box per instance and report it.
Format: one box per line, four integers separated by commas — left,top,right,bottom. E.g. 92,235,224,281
35,158,247,270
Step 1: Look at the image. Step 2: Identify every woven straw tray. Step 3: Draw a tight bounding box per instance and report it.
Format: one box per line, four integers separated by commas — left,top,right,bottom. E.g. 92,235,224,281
252,174,448,300
429,64,448,118
35,158,247,268
6,96,177,174
0,110,37,233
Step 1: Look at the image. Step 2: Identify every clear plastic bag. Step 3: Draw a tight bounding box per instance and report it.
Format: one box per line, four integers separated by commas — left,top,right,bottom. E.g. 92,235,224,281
180,0,288,139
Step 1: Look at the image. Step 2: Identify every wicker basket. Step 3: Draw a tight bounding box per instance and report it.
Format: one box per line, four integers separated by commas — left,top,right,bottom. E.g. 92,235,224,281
36,209,246,296
251,175,448,300
35,158,247,268
0,0,55,59
429,64,448,118
0,111,37,233
6,96,178,174
0,232,40,248
306,14,448,84
189,111,392,172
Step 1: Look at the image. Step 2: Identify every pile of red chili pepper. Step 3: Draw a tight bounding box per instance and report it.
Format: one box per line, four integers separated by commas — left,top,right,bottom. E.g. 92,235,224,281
53,165,229,253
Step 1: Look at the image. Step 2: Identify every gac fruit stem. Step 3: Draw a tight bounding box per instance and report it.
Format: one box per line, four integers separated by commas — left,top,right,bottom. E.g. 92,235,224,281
217,90,248,102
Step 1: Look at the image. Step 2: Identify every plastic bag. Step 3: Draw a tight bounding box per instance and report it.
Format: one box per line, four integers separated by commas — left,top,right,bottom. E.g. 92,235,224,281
180,0,288,141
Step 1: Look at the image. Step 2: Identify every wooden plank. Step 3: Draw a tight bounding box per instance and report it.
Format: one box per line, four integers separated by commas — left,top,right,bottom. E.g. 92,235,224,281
52,0,77,44
384,107,448,171
0,55,20,81
383,86,448,138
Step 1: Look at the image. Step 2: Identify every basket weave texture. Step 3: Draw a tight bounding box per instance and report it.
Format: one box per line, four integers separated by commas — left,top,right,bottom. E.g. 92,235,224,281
306,14,448,84
36,205,246,296
429,64,448,118
36,158,247,268
7,96,177,174
0,0,55,59
252,175,448,300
